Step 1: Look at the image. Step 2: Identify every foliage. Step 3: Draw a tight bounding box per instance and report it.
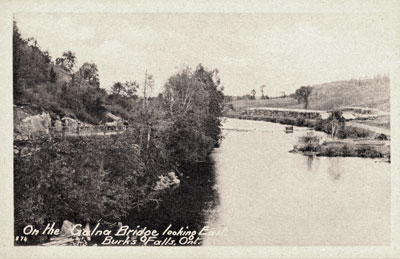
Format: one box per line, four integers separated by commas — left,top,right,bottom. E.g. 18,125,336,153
76,62,100,87
375,133,388,140
355,146,383,158
14,135,150,238
293,86,313,108
298,132,321,152
111,80,139,98
56,51,77,72
13,20,225,243
250,89,256,100
13,21,109,124
318,144,383,158
327,111,345,138
337,126,373,139
49,67,57,83
13,21,51,102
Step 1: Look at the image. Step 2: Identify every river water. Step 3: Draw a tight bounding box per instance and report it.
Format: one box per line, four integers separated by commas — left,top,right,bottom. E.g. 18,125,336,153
203,118,390,246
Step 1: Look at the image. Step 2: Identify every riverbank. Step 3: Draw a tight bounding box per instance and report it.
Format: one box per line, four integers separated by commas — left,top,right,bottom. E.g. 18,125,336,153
121,159,218,246
225,113,390,160
292,139,390,160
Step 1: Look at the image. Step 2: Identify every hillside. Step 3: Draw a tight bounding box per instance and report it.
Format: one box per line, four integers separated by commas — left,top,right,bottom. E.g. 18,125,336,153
13,21,141,127
230,76,390,112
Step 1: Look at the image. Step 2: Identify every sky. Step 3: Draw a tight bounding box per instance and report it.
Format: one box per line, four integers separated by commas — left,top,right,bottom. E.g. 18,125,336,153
14,13,396,97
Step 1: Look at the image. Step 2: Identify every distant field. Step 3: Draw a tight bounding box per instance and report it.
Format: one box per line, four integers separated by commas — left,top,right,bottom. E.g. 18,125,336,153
230,76,390,112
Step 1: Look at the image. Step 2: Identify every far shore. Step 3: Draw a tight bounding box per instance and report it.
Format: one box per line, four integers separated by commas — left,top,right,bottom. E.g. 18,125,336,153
223,113,390,160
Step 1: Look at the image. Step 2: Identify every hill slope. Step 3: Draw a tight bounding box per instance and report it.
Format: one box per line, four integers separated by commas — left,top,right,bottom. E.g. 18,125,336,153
230,76,390,112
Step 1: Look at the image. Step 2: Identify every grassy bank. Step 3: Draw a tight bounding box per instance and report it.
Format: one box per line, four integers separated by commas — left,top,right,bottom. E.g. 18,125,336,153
316,141,389,159
226,114,390,159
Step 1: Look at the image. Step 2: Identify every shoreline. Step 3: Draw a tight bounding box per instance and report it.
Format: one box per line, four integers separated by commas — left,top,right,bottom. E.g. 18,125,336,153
224,114,390,160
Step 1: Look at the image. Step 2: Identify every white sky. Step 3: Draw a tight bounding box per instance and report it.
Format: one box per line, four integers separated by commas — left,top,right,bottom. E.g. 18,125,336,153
14,13,396,97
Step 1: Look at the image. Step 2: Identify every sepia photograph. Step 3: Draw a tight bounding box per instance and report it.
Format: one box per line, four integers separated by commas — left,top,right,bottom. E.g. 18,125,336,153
1,1,400,258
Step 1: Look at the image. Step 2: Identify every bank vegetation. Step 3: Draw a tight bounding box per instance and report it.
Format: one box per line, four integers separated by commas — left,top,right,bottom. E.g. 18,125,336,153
13,21,224,244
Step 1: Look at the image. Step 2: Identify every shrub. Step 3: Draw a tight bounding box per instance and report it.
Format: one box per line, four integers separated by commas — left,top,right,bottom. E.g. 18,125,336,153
295,118,305,126
298,132,321,152
338,126,373,139
14,134,151,241
341,145,352,157
375,133,388,140
355,145,383,158
315,119,331,134
324,146,336,156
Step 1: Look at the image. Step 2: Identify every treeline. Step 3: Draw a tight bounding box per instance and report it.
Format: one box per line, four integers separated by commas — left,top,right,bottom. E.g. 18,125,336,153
13,21,224,243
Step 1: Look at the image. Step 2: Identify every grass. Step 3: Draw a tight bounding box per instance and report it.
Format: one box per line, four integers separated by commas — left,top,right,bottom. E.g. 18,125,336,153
337,126,374,139
316,142,387,158
230,76,390,112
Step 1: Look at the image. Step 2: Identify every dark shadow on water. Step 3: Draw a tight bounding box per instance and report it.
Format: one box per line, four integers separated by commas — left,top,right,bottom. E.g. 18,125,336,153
122,157,219,246
307,155,314,171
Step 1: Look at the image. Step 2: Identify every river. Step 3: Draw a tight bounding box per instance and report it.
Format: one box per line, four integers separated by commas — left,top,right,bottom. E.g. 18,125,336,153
203,118,390,246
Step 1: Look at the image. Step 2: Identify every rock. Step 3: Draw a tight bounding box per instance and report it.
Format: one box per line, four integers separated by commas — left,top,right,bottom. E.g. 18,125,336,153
15,111,51,139
54,119,63,132
61,117,91,133
154,171,180,191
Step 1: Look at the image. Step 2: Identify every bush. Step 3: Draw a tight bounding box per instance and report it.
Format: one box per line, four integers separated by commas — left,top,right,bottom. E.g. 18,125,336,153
314,119,332,134
295,118,305,126
355,145,383,158
338,126,373,139
14,134,152,241
323,146,336,156
298,132,321,152
341,145,352,157
375,133,388,140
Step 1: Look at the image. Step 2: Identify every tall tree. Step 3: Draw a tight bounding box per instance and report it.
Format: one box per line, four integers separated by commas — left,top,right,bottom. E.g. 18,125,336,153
163,67,208,116
294,86,313,108
142,71,154,111
328,111,345,138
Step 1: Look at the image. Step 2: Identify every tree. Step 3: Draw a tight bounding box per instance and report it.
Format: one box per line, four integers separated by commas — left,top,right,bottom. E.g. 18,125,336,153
78,62,100,87
250,89,256,100
13,20,52,102
124,80,139,99
163,68,208,116
49,67,57,83
294,86,312,108
328,111,345,138
142,71,154,111
112,81,125,95
162,64,224,165
56,51,76,72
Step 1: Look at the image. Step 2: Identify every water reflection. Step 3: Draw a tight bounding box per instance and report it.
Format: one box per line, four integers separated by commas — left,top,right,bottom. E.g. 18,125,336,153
307,155,314,170
203,118,390,246
328,159,342,181
125,159,219,246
